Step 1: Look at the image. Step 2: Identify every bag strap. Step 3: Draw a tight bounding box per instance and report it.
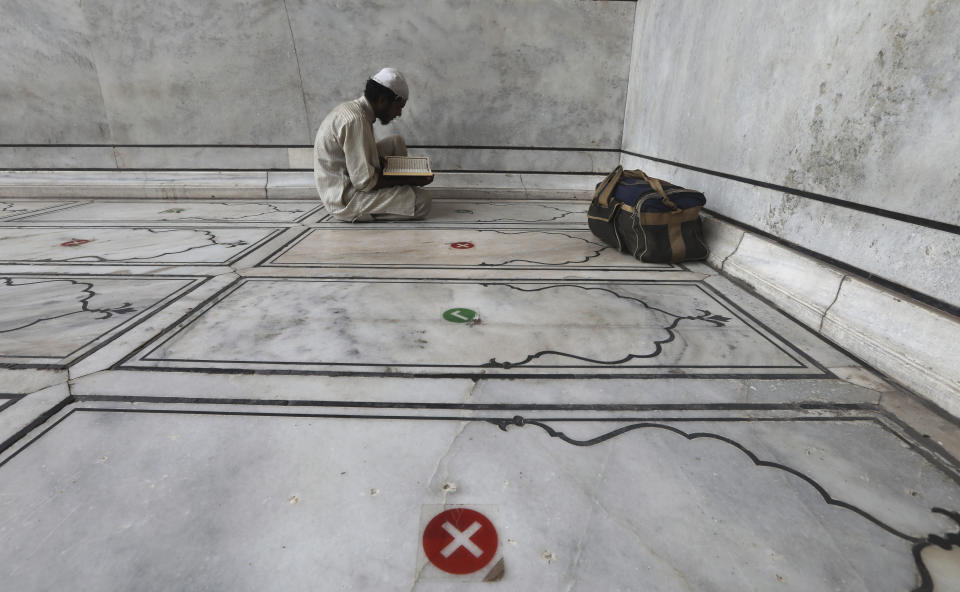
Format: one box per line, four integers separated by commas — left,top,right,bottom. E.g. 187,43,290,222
594,165,624,208
623,169,680,212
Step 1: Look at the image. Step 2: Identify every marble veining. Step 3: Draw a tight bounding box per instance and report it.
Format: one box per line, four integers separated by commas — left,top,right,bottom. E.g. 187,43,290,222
125,278,824,377
269,228,672,270
0,275,199,366
1,406,957,591
0,226,281,265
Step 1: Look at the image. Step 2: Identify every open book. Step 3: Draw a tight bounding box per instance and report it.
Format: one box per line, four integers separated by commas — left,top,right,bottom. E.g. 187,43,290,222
383,155,433,176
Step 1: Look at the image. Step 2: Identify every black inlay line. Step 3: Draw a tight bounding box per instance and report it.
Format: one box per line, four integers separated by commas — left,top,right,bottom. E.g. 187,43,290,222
4,398,953,485
697,281,831,376
73,407,879,419
307,206,588,228
0,275,205,367
112,367,834,379
623,150,960,236
873,411,960,486
411,145,621,152
707,210,960,318
114,276,247,367
0,144,621,151
0,224,289,230
7,220,299,226
261,265,677,271
125,277,821,375
2,167,285,172
3,202,324,225
0,272,204,279
291,225,598,232
0,396,23,413
3,144,954,233
129,276,698,284
71,395,878,413
0,201,83,222
0,402,74,464
489,417,951,534
336,222,596,229
691,283,816,369
136,358,808,369
261,225,672,270
0,226,285,266
480,282,808,370
255,227,314,267
431,170,598,176
490,415,960,592
711,267,936,396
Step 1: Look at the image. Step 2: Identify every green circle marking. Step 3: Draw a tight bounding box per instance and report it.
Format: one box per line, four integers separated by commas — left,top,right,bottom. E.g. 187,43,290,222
443,308,477,323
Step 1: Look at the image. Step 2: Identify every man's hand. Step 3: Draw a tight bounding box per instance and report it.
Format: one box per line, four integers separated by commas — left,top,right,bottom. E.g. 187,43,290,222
411,174,434,187
373,173,434,190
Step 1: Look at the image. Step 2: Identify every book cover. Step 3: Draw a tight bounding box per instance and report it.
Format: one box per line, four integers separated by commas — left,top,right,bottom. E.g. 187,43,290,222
383,155,433,176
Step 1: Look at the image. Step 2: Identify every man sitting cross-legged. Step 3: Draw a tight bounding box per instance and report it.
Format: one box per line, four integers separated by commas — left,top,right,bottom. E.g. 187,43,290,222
313,67,433,222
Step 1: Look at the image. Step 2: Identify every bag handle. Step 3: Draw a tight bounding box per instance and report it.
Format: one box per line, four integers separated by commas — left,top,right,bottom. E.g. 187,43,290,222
594,165,624,208
623,169,680,212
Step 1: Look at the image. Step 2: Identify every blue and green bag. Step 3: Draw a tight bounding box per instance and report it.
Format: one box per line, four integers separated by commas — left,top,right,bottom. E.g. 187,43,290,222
587,166,708,263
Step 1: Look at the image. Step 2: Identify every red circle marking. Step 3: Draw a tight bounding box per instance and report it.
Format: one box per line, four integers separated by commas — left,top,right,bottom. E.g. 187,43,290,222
60,239,91,247
423,508,498,575
450,242,474,249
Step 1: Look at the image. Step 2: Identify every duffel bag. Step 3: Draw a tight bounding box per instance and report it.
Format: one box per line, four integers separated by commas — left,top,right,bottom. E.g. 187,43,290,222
587,165,709,263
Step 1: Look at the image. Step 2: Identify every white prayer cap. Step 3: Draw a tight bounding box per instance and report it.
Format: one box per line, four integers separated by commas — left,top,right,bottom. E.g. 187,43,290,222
371,67,409,101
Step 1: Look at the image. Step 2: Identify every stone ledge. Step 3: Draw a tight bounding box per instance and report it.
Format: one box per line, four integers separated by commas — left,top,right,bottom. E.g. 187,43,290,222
267,171,600,200
0,170,601,200
0,171,268,199
704,214,960,418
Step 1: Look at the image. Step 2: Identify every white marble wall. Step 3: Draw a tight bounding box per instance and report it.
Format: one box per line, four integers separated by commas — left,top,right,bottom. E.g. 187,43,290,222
287,0,633,149
0,1,111,144
621,1,960,411
621,153,960,312
623,0,960,225
0,1,635,171
621,1,960,310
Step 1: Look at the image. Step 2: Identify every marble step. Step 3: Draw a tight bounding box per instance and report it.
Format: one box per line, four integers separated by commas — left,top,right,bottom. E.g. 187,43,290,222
704,213,960,417
0,171,602,200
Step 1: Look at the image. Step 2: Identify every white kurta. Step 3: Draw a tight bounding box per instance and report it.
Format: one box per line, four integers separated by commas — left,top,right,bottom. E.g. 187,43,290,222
313,96,416,221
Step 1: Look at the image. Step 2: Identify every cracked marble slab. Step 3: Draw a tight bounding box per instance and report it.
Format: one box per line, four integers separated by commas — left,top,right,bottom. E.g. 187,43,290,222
0,226,283,265
1,404,957,591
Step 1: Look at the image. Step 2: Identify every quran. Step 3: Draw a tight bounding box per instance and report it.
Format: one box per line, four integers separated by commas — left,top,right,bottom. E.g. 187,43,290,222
383,155,433,176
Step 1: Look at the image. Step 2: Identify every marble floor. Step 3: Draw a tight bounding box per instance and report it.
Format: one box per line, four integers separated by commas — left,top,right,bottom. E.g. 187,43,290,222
1,198,958,591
